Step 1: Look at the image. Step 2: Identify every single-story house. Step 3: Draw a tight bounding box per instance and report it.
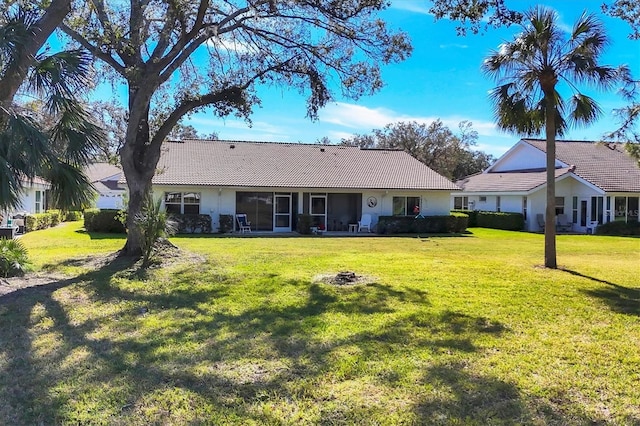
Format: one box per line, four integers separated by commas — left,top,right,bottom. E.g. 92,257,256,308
1,177,50,234
85,163,125,209
453,138,640,233
143,139,459,232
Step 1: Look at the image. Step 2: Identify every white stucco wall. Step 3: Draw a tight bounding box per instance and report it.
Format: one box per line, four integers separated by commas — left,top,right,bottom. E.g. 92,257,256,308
491,143,564,172
151,185,453,232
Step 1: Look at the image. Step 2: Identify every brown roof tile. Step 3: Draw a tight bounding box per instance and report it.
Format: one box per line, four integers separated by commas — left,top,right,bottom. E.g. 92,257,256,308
151,140,459,191
457,168,570,192
523,139,640,192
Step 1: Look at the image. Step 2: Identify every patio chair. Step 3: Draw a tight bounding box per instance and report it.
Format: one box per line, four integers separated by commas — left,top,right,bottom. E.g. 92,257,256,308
536,214,545,232
556,214,572,232
235,214,252,233
358,213,372,232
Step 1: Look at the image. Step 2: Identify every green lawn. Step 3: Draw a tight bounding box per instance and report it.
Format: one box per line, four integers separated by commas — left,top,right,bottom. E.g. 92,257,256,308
1,222,638,425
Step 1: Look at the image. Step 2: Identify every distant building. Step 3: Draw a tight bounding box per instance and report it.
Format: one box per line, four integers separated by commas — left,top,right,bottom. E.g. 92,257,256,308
85,163,125,209
454,139,640,233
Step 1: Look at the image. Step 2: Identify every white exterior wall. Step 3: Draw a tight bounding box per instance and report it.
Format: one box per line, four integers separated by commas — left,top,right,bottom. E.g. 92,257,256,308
458,176,608,232
14,184,48,214
491,142,564,172
95,192,125,209
152,185,453,232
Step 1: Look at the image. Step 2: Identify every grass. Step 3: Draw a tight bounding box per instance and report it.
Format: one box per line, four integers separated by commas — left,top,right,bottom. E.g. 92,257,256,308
1,221,638,425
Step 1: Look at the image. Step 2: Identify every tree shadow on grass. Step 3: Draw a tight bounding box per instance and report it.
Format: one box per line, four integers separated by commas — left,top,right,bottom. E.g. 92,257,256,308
561,268,640,316
0,259,620,424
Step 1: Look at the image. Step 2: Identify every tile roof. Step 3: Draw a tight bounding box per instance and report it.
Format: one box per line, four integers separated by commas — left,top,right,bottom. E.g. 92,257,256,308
151,140,459,191
457,168,571,192
84,163,122,183
523,139,640,192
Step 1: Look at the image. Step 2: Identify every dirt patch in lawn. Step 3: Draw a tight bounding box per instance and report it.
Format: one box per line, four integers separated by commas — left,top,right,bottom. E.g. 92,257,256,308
314,271,375,286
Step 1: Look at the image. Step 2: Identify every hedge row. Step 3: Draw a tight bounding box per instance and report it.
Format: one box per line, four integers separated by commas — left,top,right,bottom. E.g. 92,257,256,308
84,209,126,233
596,221,640,236
377,214,468,234
173,214,212,233
25,210,62,232
476,211,524,231
451,210,478,227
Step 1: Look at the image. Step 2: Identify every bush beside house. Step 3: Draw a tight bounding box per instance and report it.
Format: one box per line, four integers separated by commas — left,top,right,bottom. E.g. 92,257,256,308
84,209,126,233
218,214,234,233
25,210,63,232
377,214,468,234
596,221,640,236
476,212,524,231
173,214,213,233
451,209,478,227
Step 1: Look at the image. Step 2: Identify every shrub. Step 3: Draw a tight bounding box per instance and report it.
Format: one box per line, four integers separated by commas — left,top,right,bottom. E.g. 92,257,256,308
64,211,83,221
135,195,177,267
25,213,51,231
84,209,126,233
297,214,313,235
451,209,478,227
377,214,468,234
595,221,640,236
174,214,212,233
48,210,62,227
0,239,31,277
476,211,524,231
219,214,233,233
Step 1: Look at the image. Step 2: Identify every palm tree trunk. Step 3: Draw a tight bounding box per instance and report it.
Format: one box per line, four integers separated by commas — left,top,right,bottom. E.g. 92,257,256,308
544,97,558,269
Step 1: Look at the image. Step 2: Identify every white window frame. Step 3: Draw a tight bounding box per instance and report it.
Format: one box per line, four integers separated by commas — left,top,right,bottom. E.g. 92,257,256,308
164,192,201,214
454,196,468,210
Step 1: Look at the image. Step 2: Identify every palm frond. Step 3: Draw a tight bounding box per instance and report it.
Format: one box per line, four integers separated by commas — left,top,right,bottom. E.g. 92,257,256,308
41,161,95,211
29,50,92,115
568,93,602,127
49,104,105,165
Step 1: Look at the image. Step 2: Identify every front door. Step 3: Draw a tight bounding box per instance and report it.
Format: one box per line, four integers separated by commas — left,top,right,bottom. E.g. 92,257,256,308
274,194,292,232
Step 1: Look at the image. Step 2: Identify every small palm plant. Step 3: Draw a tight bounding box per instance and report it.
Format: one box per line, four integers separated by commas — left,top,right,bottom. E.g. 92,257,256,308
134,194,177,267
0,238,31,278
482,6,621,268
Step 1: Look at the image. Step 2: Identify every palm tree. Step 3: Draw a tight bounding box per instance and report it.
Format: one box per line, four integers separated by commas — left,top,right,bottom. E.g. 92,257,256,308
482,6,620,268
1,5,100,212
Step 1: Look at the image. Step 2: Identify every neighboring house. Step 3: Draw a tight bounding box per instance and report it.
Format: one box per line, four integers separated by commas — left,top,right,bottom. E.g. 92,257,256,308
453,139,640,233
85,163,125,209
142,139,459,232
1,177,49,230
4,176,49,216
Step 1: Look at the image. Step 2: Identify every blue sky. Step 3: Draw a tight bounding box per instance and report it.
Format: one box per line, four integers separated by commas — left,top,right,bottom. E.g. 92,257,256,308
180,1,639,157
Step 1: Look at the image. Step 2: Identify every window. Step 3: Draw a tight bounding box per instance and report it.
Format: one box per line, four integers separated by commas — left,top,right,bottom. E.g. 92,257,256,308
35,190,43,214
479,196,487,202
614,196,640,223
453,196,468,210
522,196,528,220
590,196,604,224
572,197,578,224
496,196,501,212
183,192,201,214
164,192,200,214
555,197,565,215
393,196,421,216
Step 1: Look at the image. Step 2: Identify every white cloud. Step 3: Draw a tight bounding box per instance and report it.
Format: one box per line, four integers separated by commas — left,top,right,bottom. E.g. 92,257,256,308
390,1,431,15
319,102,501,137
439,44,468,49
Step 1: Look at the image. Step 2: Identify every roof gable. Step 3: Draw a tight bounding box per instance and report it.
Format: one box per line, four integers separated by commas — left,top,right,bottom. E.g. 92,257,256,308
150,140,459,191
487,139,564,173
523,139,640,192
85,163,122,183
